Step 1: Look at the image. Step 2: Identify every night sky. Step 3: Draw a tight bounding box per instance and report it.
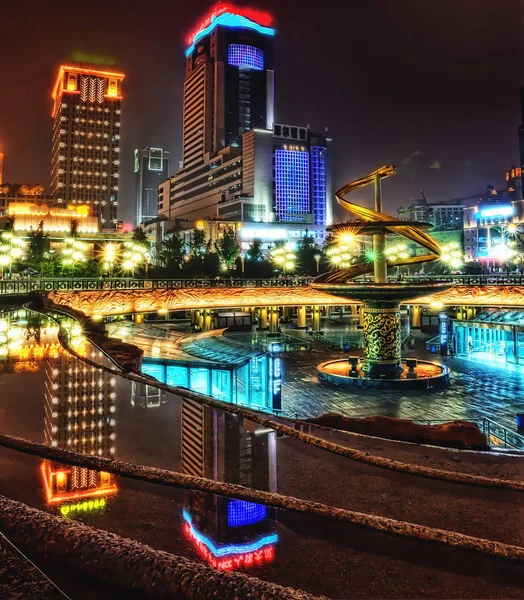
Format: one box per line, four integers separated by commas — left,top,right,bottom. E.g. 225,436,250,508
0,0,522,224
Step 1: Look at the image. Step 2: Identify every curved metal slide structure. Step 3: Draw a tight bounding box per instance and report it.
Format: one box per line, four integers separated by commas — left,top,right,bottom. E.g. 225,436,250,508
315,165,442,284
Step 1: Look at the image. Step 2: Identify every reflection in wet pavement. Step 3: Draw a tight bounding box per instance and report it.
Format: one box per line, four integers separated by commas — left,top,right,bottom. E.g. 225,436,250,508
1,310,524,598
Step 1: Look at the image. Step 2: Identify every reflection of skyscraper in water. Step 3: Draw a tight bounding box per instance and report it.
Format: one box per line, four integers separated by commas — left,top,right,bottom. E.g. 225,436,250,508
181,398,278,570
42,350,118,506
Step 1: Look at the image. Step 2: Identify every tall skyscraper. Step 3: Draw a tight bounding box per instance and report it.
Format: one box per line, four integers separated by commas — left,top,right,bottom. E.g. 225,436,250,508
183,5,275,169
159,4,332,242
51,65,125,228
134,147,170,226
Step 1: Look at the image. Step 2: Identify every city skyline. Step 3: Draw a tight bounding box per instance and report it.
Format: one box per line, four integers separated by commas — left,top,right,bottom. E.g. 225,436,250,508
0,0,521,225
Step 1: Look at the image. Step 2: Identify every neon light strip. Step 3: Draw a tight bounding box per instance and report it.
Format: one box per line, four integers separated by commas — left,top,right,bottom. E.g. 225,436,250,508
182,509,278,557
186,13,275,57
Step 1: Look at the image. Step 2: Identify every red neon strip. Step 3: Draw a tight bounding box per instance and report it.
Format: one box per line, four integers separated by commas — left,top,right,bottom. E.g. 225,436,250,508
186,3,274,45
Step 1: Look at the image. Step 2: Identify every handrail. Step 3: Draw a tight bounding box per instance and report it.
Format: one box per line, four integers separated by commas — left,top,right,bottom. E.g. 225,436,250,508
0,277,314,294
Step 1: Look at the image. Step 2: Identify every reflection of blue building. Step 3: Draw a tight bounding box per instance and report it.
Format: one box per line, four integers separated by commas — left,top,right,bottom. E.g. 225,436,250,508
140,335,281,411
181,398,278,570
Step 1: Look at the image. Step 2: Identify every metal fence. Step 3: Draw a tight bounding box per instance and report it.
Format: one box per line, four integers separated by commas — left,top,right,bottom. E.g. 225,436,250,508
0,277,314,295
383,274,524,285
415,418,524,451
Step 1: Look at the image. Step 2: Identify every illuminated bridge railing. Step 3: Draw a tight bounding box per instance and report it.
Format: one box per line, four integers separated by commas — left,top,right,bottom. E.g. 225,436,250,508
354,274,524,285
0,277,314,295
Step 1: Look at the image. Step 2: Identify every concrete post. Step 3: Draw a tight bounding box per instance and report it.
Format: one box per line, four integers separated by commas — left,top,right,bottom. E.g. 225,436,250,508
269,307,279,333
297,306,307,328
203,309,212,332
312,306,322,331
411,305,421,328
259,307,268,329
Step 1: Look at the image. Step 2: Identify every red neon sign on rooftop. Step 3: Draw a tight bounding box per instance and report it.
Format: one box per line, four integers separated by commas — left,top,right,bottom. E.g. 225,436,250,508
186,4,274,46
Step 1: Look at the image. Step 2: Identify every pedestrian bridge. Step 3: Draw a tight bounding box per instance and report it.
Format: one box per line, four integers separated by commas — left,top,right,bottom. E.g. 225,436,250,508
2,277,524,316
43,282,524,317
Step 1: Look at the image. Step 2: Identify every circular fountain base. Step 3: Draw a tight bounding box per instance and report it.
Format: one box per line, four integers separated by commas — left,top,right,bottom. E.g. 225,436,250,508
317,358,450,390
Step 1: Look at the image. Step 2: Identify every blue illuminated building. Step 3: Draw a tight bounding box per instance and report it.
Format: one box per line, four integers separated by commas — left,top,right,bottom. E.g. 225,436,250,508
274,148,310,222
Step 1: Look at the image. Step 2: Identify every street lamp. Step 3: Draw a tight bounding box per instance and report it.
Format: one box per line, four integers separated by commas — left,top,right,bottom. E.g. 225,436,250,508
240,253,246,277
314,253,321,273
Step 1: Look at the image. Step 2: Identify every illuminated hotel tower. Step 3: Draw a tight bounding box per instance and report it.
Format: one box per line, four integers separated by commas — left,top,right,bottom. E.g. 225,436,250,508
42,350,117,504
159,5,332,233
50,65,125,228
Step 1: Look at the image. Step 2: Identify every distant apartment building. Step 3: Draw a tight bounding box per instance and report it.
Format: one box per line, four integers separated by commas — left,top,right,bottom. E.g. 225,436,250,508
398,197,463,230
463,186,524,262
134,147,169,226
51,65,125,229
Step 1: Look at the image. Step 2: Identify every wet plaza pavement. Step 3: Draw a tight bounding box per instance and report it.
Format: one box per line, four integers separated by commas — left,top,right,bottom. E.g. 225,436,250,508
280,341,524,428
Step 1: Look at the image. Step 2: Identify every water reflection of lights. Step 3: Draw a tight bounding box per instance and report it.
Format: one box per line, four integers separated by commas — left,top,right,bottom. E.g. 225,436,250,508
60,497,107,517
182,509,277,569
0,311,118,513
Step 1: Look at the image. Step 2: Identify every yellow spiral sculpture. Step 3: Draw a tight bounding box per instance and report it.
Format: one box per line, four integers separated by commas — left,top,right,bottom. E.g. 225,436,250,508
316,165,442,284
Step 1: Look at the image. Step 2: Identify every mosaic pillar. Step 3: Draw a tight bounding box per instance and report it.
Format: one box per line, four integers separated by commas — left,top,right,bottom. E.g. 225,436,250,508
282,306,290,320
361,303,403,378
197,311,204,331
269,307,279,333
133,313,143,324
350,304,358,316
312,306,322,331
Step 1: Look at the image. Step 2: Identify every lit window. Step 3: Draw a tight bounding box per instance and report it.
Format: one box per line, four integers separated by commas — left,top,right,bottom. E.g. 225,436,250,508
228,44,264,70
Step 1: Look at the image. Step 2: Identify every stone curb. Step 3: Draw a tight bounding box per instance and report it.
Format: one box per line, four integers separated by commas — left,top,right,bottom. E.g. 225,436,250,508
2,431,524,563
0,495,324,600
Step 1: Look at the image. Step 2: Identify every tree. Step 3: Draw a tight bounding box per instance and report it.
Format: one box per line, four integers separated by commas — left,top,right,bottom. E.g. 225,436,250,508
132,227,150,248
296,232,319,275
27,220,48,269
70,219,80,239
190,229,206,257
157,235,186,270
215,229,239,269
246,238,263,263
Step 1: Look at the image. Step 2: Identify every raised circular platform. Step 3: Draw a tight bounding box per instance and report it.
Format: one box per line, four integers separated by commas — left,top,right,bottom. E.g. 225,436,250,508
317,358,450,390
310,282,452,303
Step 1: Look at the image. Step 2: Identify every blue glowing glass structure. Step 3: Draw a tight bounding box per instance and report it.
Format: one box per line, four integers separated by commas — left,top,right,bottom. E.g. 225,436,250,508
227,500,267,527
274,149,310,222
228,44,264,70
311,146,327,226
186,13,275,57
182,509,278,557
